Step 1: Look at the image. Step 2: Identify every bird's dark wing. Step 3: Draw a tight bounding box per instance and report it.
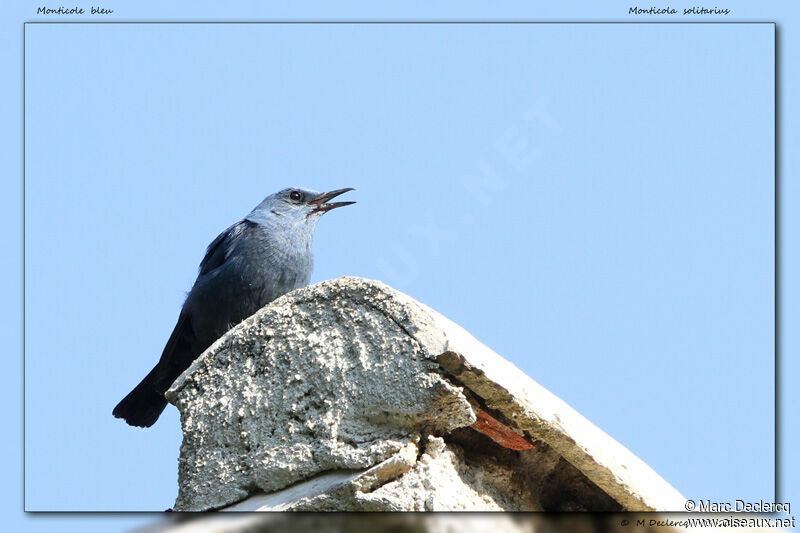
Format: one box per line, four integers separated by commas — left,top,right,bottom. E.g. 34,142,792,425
198,220,253,276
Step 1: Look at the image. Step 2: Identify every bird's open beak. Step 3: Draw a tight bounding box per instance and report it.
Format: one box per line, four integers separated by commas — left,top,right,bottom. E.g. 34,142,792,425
308,188,356,215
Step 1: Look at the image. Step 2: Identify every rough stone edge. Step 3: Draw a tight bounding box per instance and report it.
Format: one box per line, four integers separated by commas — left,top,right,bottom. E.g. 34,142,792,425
422,310,688,513
166,276,685,512
222,442,419,512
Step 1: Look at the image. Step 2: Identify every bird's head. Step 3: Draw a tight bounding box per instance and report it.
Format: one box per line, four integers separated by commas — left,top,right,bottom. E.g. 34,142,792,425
246,187,355,231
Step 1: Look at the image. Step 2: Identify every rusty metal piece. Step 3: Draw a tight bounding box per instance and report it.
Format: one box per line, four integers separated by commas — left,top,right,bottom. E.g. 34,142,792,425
471,407,535,451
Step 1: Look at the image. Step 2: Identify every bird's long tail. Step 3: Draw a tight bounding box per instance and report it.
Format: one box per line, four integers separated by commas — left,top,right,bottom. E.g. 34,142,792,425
112,365,168,428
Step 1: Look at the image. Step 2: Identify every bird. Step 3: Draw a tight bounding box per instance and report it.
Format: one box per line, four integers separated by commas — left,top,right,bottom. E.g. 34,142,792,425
113,187,355,427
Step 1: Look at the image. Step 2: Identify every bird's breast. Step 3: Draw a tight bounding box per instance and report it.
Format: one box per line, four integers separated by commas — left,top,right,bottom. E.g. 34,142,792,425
248,236,313,292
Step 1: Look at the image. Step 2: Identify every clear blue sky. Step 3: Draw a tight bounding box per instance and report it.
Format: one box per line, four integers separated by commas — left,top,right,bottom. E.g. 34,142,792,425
3,1,796,531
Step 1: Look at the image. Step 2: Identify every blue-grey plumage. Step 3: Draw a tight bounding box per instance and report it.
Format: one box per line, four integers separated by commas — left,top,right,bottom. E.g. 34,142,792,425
113,187,355,427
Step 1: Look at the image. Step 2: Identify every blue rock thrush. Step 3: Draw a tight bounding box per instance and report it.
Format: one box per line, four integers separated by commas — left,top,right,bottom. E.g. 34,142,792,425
113,187,355,427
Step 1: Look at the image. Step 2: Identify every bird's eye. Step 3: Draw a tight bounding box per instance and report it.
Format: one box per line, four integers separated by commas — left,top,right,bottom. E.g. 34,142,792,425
289,190,303,202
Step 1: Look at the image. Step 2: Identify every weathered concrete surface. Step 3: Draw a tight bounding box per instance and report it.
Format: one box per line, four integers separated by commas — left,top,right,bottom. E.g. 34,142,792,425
165,276,686,513
165,277,475,511
223,436,535,512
